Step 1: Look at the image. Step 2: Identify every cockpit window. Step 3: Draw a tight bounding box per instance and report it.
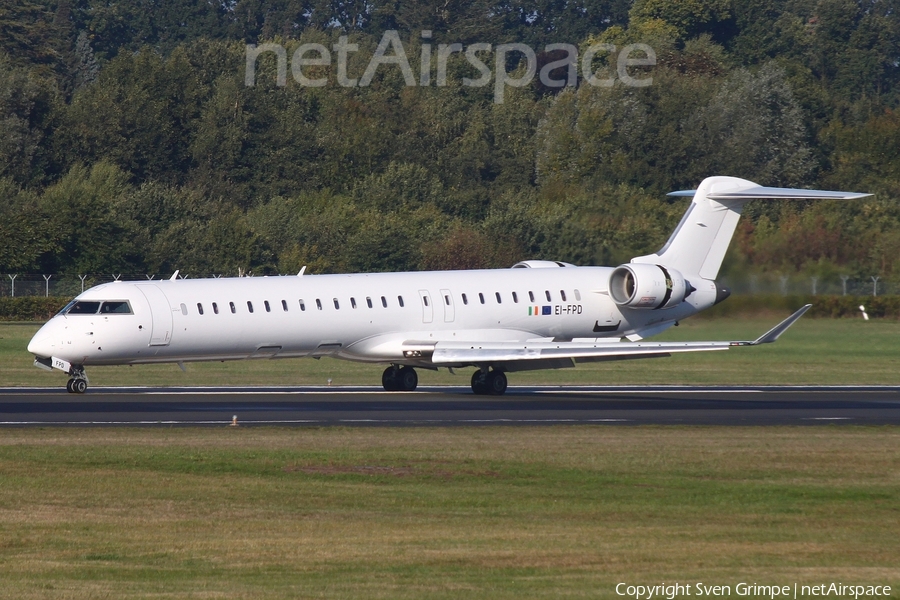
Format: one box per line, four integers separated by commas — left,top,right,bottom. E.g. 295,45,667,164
66,301,101,314
100,301,132,314
61,300,132,315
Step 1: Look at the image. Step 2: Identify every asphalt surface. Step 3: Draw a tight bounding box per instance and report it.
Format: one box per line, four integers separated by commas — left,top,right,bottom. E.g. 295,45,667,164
1,385,899,426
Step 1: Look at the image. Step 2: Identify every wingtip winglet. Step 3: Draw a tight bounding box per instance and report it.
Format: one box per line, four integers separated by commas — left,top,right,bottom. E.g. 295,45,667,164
751,304,812,345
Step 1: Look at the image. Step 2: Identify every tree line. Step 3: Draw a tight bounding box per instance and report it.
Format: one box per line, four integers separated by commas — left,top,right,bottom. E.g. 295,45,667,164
1,0,900,283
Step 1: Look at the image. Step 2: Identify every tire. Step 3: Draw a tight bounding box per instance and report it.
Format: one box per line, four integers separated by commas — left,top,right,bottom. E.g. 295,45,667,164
72,379,87,394
485,371,507,395
397,366,418,391
471,370,488,395
382,367,399,391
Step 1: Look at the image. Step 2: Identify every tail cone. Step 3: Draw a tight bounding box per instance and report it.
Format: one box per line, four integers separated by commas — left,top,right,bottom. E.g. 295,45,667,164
714,284,731,305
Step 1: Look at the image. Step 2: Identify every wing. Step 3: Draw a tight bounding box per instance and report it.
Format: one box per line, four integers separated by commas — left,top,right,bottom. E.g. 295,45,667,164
426,305,811,372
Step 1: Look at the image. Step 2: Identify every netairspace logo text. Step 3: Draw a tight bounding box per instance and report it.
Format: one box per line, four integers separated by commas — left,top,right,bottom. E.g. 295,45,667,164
615,583,893,600
245,30,656,104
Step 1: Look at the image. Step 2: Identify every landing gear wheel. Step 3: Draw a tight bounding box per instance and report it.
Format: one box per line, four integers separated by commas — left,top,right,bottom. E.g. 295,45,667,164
471,369,507,395
471,370,488,395
67,365,88,394
382,366,399,391
67,378,87,394
382,366,418,392
396,366,418,391
485,370,507,395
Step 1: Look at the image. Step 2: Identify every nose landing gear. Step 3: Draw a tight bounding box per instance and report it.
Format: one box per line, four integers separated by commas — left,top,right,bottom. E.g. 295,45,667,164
65,366,88,394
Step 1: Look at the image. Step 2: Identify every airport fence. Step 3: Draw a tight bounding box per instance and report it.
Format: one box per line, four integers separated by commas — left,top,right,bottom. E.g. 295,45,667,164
2,273,899,298
2,272,899,320
0,274,230,299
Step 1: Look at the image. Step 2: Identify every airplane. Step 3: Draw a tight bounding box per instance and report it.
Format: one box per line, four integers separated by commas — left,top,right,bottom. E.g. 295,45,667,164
27,176,869,395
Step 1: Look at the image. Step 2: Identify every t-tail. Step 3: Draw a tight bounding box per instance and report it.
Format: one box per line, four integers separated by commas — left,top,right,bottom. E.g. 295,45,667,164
607,176,870,314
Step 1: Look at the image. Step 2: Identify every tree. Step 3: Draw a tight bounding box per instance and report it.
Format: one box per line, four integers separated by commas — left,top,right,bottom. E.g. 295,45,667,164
61,47,207,183
38,162,136,273
0,53,61,186
822,108,900,197
73,30,99,91
628,0,733,42
0,178,48,271
682,62,815,187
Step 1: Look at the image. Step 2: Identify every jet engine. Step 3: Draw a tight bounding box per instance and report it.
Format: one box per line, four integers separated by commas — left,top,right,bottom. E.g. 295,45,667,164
608,263,689,309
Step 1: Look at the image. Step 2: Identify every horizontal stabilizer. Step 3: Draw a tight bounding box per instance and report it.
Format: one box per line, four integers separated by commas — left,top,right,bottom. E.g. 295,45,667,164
709,187,871,201
641,177,871,280
667,188,871,200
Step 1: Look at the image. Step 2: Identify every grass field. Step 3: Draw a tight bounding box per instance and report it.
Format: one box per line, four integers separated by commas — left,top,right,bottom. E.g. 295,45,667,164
0,427,897,599
2,319,898,598
2,315,899,387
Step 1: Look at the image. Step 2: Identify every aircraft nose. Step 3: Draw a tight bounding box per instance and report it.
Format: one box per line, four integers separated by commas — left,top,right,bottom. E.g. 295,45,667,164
27,334,53,358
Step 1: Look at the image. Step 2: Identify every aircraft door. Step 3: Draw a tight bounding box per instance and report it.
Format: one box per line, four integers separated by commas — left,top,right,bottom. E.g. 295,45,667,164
418,290,433,324
440,289,455,322
136,284,173,346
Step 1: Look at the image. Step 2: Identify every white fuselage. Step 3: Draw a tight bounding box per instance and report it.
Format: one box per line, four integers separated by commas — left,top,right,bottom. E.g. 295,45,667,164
27,266,720,368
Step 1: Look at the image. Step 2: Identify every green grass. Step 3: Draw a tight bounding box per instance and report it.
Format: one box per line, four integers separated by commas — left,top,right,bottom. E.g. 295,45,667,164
0,427,897,599
3,316,900,387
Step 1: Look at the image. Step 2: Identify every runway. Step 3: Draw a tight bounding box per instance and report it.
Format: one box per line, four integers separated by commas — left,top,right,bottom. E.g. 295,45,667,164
1,385,899,426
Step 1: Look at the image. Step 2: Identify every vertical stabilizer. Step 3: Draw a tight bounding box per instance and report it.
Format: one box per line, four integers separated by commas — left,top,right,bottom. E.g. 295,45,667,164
632,176,757,280
632,176,871,280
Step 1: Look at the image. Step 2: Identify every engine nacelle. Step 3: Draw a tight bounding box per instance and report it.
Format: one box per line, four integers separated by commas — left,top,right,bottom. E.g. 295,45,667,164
608,263,688,309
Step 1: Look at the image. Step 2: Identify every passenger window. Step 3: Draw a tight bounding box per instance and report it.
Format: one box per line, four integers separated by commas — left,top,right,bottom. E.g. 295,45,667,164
479,293,485,304
560,290,567,302
423,296,428,307
212,302,219,314
282,300,288,312
181,303,188,316
381,296,387,308
351,297,357,309
264,300,271,312
462,293,468,305
574,289,581,301
230,302,236,314
495,292,502,304
316,299,322,310
545,290,552,302
444,294,450,305
366,297,373,308
512,292,518,303
299,299,306,311
197,303,204,315
333,298,340,309
528,291,535,302
247,301,254,313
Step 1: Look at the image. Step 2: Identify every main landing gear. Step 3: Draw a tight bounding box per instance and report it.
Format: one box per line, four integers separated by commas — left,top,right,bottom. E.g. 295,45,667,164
65,366,88,394
382,365,418,391
380,365,509,395
471,369,507,396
